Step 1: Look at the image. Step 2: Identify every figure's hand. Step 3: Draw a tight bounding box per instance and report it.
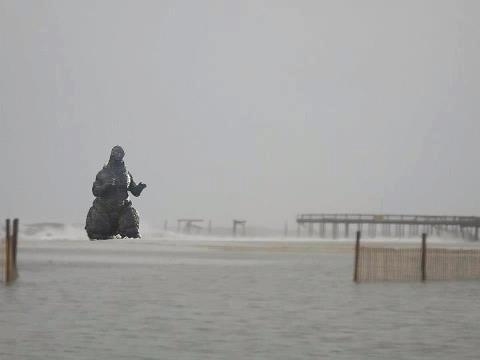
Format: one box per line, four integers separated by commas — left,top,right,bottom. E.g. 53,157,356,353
130,182,146,197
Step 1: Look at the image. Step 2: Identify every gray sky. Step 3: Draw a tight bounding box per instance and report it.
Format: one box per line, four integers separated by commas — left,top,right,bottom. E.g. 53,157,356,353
1,0,480,228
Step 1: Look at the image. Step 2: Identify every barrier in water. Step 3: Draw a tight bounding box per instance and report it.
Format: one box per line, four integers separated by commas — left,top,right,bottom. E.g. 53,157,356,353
353,231,480,282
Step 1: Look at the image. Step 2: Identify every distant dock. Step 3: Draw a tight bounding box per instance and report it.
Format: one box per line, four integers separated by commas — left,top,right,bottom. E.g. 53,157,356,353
296,214,480,240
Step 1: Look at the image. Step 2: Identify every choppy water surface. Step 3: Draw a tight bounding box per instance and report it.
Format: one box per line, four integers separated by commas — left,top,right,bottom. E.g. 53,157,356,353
1,238,480,360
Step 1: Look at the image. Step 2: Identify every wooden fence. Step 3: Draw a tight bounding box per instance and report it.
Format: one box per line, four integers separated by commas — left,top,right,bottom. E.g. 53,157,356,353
353,231,480,282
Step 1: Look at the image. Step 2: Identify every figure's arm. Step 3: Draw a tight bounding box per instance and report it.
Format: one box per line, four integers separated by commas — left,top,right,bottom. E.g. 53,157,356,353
128,172,147,197
92,172,108,197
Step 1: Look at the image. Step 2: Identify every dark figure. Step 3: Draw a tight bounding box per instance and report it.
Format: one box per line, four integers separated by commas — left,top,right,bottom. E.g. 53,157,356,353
85,146,147,240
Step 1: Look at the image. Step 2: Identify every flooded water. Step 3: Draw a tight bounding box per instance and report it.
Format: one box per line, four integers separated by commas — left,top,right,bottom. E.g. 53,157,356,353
1,238,480,359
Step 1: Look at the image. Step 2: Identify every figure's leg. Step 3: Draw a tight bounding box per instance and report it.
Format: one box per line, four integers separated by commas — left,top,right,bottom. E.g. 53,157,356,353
85,205,114,240
118,206,140,238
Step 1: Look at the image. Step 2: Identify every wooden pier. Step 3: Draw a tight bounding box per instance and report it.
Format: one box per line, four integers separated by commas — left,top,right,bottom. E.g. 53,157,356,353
297,214,480,240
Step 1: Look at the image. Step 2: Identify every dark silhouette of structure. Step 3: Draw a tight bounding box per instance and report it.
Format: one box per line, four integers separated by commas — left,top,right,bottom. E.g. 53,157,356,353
177,219,204,234
85,146,147,240
297,214,480,240
233,220,246,237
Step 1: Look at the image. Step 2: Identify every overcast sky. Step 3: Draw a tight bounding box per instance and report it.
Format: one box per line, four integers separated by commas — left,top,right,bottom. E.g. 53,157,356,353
1,1,480,228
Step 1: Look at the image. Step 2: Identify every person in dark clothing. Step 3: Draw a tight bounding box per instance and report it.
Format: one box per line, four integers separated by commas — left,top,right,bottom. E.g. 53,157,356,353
85,146,147,240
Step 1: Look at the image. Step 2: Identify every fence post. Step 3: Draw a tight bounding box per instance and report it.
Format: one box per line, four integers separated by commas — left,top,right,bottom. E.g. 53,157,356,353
12,219,18,280
5,219,11,283
354,231,361,282
421,233,427,282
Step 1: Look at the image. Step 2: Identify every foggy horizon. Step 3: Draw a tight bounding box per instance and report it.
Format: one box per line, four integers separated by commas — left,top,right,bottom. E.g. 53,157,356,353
2,1,480,229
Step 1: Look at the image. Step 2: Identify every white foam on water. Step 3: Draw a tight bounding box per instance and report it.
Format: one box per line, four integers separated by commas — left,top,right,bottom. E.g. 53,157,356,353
16,223,480,254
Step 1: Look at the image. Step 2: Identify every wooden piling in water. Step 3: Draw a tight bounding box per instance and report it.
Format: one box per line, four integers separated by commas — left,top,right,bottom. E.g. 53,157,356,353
3,218,19,284
12,219,18,279
353,231,361,283
5,219,11,283
332,223,338,239
421,233,427,282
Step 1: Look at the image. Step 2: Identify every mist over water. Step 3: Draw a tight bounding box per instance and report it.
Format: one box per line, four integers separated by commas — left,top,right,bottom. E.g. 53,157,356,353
2,1,480,227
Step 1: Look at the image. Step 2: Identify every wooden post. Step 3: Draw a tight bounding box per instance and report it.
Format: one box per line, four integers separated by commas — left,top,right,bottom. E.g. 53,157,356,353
421,233,427,282
353,231,361,282
5,219,11,283
12,219,18,279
